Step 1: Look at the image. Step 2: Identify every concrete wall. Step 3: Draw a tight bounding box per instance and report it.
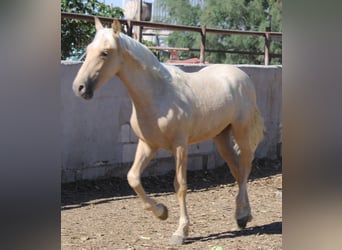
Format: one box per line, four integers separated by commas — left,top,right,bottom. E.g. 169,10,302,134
61,62,282,183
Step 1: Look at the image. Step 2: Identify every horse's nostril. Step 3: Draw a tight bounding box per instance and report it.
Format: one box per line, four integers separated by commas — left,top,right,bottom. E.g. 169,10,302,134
78,85,85,93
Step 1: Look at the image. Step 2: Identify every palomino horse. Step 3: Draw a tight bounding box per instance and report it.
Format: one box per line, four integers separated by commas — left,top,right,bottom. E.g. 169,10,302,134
73,18,264,245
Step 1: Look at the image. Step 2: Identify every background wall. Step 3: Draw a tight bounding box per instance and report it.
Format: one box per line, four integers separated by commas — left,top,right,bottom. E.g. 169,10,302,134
61,62,282,183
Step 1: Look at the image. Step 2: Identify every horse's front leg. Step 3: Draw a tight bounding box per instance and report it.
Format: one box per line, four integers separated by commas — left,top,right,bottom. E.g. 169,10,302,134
127,139,168,220
170,144,190,245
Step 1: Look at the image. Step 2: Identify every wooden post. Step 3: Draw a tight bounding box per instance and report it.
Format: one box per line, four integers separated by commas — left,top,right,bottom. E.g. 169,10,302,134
200,25,206,64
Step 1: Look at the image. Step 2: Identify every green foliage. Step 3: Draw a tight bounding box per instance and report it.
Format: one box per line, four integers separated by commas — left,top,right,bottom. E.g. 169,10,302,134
157,0,282,64
267,0,282,64
61,0,124,60
156,0,202,60
159,0,201,26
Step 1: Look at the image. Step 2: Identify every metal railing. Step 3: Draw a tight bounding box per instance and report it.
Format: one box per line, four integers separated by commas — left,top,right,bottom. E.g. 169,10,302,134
61,12,282,65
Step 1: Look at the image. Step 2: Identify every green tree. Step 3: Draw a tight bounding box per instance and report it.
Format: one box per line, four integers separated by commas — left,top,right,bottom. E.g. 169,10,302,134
201,0,282,64
157,0,282,64
267,0,282,64
156,0,202,60
61,0,124,60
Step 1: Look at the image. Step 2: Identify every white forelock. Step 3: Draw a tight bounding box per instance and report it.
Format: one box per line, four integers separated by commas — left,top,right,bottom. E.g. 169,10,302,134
93,28,117,48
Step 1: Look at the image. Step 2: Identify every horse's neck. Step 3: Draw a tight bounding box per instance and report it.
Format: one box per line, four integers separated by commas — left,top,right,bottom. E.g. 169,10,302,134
116,35,176,117
117,49,165,114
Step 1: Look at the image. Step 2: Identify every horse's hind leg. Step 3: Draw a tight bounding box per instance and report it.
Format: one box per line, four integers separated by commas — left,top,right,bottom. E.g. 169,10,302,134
127,139,168,220
214,125,254,229
232,121,263,229
213,125,240,186
232,107,264,228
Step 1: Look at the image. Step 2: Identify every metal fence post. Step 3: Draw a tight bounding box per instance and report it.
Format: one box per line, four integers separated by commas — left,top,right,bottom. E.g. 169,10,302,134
137,0,143,42
127,20,133,37
264,29,271,65
200,25,206,64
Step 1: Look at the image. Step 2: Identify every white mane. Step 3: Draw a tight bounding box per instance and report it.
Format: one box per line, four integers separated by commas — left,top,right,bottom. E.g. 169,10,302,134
117,33,172,81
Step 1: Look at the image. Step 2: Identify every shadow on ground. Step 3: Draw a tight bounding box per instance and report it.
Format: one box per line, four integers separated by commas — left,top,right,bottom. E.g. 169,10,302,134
61,158,281,209
185,221,282,244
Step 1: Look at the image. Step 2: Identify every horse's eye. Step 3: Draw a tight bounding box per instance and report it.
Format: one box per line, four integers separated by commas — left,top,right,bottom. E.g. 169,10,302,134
101,51,108,57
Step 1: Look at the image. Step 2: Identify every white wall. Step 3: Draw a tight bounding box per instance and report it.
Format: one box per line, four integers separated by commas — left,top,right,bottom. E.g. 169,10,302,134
61,62,282,183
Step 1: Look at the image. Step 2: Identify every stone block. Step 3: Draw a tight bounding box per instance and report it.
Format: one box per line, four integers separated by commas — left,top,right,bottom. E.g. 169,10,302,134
187,156,203,171
188,140,214,155
122,143,137,163
130,128,138,143
207,153,216,169
155,148,173,159
120,124,130,143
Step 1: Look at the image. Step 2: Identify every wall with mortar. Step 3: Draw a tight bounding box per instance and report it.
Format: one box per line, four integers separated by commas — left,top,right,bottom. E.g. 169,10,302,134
61,62,282,183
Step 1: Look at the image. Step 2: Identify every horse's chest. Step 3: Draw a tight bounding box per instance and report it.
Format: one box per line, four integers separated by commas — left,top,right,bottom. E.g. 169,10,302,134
130,115,168,145
130,109,182,148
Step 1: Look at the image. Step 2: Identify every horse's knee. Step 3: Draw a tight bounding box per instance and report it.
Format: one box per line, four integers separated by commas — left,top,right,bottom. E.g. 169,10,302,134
179,183,187,192
173,177,179,192
176,183,187,198
127,170,140,188
174,175,187,193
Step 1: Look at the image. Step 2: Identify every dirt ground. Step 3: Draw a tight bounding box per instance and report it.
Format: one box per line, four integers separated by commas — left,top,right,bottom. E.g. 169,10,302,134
61,159,282,249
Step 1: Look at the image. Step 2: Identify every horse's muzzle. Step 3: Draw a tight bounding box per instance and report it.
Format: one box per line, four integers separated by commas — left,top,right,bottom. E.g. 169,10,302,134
73,81,94,100
80,91,93,100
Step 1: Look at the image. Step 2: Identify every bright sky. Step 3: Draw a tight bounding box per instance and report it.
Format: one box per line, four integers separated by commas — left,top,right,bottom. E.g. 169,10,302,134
104,0,154,9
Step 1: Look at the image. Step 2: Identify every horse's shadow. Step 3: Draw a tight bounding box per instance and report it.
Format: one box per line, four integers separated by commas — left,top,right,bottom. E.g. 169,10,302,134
62,158,282,208
185,221,282,244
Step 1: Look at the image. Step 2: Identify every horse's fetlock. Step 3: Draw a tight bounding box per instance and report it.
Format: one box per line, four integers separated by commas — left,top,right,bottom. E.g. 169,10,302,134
143,203,153,211
180,219,190,231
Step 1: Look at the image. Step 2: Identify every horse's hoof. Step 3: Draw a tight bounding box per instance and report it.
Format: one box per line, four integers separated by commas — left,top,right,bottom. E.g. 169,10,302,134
156,203,168,220
237,214,253,229
170,234,185,245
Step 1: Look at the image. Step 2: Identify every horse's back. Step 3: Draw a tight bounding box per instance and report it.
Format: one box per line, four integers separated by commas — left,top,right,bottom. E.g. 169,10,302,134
189,64,257,109
198,64,254,90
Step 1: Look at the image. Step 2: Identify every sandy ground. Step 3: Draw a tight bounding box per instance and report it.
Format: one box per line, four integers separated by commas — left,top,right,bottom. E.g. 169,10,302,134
62,159,282,249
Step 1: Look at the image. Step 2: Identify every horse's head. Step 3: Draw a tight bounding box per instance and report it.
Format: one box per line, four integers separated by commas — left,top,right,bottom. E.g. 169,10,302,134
73,18,122,100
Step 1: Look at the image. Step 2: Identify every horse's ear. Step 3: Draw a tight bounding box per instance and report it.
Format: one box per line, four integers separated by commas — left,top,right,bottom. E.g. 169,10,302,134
94,17,103,31
112,19,121,36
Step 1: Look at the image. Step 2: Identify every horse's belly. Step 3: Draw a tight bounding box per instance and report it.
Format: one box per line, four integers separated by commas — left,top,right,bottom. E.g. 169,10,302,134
188,109,233,144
